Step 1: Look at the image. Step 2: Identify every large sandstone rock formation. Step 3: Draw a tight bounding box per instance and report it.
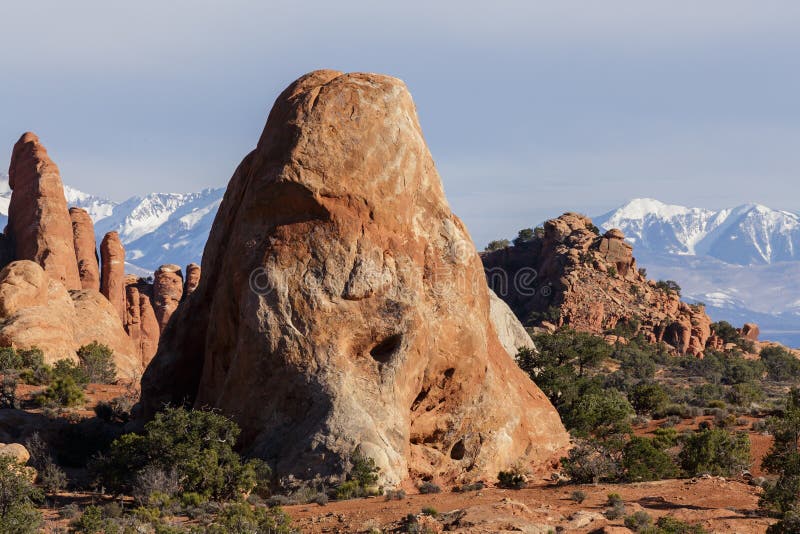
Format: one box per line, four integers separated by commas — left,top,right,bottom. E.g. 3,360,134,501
70,207,100,290
152,265,183,331
100,232,126,321
6,133,81,290
0,261,142,378
482,213,715,356
124,276,160,367
489,290,536,357
184,263,201,297
139,70,568,485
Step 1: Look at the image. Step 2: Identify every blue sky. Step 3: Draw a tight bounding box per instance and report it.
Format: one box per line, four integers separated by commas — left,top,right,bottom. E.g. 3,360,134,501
1,1,799,248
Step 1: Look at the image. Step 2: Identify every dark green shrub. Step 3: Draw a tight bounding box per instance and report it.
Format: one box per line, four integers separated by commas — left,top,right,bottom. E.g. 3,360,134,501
69,505,105,533
36,376,86,407
679,428,750,477
205,502,293,533
497,469,526,489
629,382,669,415
761,345,800,381
0,376,18,409
96,406,269,500
335,449,381,500
77,342,117,384
652,515,709,533
385,489,406,500
561,438,621,483
761,389,800,518
39,462,67,494
513,228,536,246
485,239,510,251
655,280,681,296
52,359,89,387
570,490,586,503
421,506,438,517
624,510,653,532
622,437,678,482
725,382,764,406
418,481,440,494
0,454,43,533
0,347,21,371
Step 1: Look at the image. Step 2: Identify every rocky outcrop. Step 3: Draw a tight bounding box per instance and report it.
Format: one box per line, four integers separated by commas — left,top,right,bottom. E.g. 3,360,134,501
100,232,125,321
740,323,760,342
6,133,81,290
184,263,201,297
70,207,100,291
139,70,568,486
482,213,715,356
153,265,183,331
124,276,160,367
489,290,536,358
0,260,142,378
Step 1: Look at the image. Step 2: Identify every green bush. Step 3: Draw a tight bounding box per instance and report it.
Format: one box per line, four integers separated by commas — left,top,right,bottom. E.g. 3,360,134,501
624,510,653,532
36,376,86,407
761,389,800,518
650,515,709,533
418,481,440,494
513,228,536,246
679,428,750,477
335,449,381,500
725,382,764,407
622,437,678,482
570,490,586,503
77,342,117,384
629,382,669,415
761,345,800,381
0,454,43,533
485,239,511,252
561,438,622,483
205,502,293,533
52,359,89,387
655,280,682,296
497,469,526,489
96,406,270,500
1,376,18,409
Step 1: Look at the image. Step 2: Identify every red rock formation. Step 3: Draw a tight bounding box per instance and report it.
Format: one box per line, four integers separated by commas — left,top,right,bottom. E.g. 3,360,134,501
139,70,569,486
6,133,81,290
69,207,100,290
153,265,183,332
740,323,760,342
183,263,201,297
482,213,714,356
100,232,125,322
124,276,160,367
0,260,142,378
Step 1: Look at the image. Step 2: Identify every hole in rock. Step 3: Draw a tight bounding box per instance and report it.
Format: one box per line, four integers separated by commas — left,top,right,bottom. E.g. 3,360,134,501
370,334,403,364
444,368,455,379
411,388,429,411
450,439,466,460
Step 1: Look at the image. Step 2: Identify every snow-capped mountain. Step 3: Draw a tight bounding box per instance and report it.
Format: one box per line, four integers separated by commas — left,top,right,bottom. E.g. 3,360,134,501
596,198,800,265
596,199,800,347
0,172,223,274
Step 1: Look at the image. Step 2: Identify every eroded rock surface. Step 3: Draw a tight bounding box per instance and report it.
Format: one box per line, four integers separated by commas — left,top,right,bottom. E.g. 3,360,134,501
100,232,126,322
153,265,183,331
139,70,568,486
7,133,81,290
70,207,100,290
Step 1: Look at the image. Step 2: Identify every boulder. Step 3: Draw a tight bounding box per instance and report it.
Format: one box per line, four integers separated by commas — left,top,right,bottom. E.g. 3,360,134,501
741,323,760,342
100,231,126,321
153,264,183,331
124,278,160,367
6,133,81,290
0,260,143,377
70,207,100,290
0,443,30,464
488,290,536,357
139,70,569,485
184,263,201,297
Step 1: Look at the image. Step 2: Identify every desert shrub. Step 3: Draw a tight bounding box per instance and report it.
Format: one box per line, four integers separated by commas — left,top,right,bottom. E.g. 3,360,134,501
761,345,800,381
651,515,709,533
721,355,765,385
629,382,669,415
607,265,618,278
0,347,21,371
513,228,536,246
652,427,679,449
625,510,653,532
453,482,484,492
725,382,764,406
77,342,117,384
655,280,681,296
418,481,441,494
760,389,800,518
622,436,679,482
19,364,53,386
485,239,510,251
0,454,43,533
132,466,181,505
561,438,622,483
497,468,526,489
52,359,89,387
36,376,85,407
605,500,626,519
569,389,634,439
69,505,105,533
96,406,269,500
570,490,586,503
768,509,800,534
39,461,68,494
94,395,135,424
679,428,750,477
204,502,293,533
335,449,381,500
688,383,725,407
386,489,406,500
0,376,18,409
616,345,657,382
421,506,438,517
710,321,740,344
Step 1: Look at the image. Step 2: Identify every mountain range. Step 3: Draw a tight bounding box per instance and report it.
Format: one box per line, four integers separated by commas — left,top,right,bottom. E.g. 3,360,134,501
0,172,223,275
596,198,800,347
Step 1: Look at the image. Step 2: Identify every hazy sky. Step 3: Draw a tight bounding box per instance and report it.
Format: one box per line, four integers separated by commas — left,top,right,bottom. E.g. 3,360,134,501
1,1,799,248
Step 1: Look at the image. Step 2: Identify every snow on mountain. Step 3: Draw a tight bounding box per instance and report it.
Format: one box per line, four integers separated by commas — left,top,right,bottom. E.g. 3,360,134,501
0,172,222,273
596,199,800,346
596,198,800,265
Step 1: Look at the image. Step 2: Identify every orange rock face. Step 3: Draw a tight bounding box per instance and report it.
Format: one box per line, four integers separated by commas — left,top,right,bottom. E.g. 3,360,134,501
7,133,81,290
482,213,714,356
124,277,160,367
0,260,142,378
69,207,100,291
183,263,201,297
153,265,183,331
139,70,568,485
100,232,126,322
